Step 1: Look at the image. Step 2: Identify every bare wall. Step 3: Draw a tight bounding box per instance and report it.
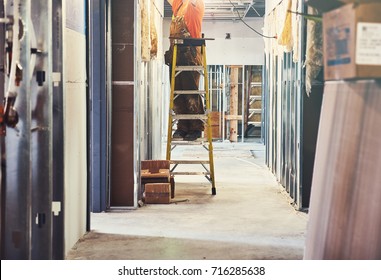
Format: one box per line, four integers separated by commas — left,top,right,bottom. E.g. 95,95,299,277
63,0,87,256
163,18,265,66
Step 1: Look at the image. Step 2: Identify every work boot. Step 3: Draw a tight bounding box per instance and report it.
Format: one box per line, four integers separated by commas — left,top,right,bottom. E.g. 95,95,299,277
172,129,187,140
184,130,202,141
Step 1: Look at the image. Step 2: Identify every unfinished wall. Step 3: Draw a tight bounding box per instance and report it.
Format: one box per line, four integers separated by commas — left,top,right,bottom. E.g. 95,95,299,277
163,18,265,65
110,0,135,207
263,0,324,209
138,0,164,161
266,0,283,14
63,0,87,256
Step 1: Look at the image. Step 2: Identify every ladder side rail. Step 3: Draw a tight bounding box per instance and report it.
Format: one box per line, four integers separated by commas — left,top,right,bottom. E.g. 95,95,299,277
202,44,216,194
166,44,178,160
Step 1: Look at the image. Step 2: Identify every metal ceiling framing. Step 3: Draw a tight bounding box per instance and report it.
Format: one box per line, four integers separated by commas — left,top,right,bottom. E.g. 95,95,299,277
164,0,266,20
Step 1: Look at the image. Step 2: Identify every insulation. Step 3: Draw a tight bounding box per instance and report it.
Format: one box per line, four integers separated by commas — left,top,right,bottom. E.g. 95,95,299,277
263,10,279,55
274,0,290,55
150,1,158,59
141,0,150,61
304,7,323,95
278,0,293,52
141,0,159,61
264,0,302,57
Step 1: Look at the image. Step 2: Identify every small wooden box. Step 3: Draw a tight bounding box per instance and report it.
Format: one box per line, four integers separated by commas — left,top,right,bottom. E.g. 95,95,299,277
144,183,171,204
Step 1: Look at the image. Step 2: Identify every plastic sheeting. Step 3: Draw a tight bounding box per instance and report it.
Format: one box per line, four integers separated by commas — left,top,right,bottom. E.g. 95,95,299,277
263,0,301,62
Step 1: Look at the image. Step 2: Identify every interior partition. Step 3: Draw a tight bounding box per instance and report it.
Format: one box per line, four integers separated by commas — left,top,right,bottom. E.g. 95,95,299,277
109,0,135,207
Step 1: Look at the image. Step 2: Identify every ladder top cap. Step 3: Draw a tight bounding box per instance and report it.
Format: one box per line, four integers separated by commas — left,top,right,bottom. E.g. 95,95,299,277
169,37,215,46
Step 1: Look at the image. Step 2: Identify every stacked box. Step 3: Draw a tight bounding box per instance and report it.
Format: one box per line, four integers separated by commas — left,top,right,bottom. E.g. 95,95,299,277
145,183,171,204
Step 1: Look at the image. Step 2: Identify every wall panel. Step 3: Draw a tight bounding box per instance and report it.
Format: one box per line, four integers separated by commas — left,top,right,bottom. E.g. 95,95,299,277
305,80,381,259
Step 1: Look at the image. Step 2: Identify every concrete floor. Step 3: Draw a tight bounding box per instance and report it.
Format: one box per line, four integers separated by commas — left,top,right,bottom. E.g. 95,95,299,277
66,139,308,260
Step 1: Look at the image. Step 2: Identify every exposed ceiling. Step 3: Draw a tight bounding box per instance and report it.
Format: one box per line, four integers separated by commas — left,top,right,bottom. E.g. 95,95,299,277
164,0,266,20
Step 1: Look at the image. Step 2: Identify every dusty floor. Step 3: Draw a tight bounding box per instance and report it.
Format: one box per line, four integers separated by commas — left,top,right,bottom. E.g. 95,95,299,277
66,139,308,260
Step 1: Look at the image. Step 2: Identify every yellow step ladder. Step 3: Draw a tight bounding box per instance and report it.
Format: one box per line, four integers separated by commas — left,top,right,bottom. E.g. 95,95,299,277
166,37,216,195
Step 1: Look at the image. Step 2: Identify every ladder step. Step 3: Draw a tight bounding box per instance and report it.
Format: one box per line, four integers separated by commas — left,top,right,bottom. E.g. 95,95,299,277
248,121,262,127
249,96,262,105
175,66,204,72
249,109,262,113
171,171,210,176
173,114,208,120
171,160,210,164
171,138,208,145
251,82,262,87
174,90,206,95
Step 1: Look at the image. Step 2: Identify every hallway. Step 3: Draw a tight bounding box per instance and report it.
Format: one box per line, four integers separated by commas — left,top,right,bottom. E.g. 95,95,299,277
66,140,307,260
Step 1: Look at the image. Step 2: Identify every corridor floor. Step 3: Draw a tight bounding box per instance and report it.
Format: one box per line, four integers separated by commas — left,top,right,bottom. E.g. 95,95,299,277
66,139,308,260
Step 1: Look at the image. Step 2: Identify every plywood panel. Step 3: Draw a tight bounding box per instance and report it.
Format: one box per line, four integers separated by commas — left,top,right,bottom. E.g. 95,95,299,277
304,80,381,259
112,45,134,82
110,85,134,207
110,0,135,207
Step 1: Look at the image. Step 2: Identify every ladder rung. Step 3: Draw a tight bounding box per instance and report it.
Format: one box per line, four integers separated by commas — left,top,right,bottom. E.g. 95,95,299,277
251,82,262,87
173,114,208,120
175,66,204,72
171,139,208,145
174,90,206,95
171,160,210,164
248,121,262,126
249,109,262,113
171,171,210,176
249,96,261,105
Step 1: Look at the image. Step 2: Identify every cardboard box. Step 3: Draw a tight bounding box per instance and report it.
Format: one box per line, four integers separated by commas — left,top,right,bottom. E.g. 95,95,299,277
144,183,171,204
323,3,381,80
140,160,171,197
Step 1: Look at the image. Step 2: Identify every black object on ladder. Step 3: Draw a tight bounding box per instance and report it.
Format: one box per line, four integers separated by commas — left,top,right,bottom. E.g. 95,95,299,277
166,37,216,195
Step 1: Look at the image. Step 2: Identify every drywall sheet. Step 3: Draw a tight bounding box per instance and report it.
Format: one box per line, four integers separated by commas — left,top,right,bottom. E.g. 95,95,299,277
66,0,85,34
64,26,87,255
305,80,381,259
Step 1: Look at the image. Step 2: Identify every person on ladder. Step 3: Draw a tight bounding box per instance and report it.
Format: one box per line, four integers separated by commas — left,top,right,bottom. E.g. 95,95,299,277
165,0,205,141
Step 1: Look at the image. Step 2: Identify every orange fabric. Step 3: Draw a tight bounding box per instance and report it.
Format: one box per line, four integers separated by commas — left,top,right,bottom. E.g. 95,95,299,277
172,0,204,38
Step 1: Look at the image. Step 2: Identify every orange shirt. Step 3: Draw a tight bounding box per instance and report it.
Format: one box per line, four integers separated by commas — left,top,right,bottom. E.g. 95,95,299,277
172,0,204,38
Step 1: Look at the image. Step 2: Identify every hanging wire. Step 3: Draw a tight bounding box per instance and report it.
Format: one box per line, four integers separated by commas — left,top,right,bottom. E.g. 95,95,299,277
152,0,164,18
228,0,277,39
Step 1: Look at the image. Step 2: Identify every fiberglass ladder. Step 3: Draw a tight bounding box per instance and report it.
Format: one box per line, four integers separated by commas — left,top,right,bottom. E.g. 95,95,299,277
166,37,216,195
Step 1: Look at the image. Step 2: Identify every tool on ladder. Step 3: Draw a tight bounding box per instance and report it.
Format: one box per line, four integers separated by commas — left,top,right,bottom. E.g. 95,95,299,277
166,37,216,195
